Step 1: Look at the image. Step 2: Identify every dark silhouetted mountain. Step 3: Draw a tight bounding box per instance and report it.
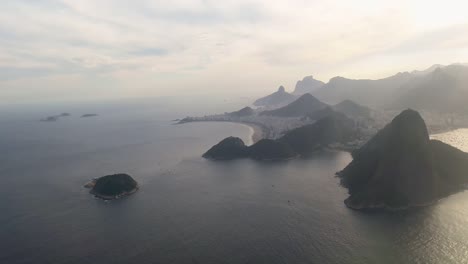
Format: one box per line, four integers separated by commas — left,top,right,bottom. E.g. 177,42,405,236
203,137,248,160
338,109,468,210
228,106,255,117
260,93,328,117
394,65,468,114
204,112,363,160
248,139,297,160
203,137,296,160
253,86,297,107
280,112,358,155
293,76,325,95
88,173,138,199
333,100,372,119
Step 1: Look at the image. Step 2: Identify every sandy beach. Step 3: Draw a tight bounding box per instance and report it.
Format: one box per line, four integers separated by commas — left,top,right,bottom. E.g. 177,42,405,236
177,120,265,145
240,122,264,145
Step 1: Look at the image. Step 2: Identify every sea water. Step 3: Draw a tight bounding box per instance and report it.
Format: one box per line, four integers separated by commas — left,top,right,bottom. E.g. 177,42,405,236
1,98,468,264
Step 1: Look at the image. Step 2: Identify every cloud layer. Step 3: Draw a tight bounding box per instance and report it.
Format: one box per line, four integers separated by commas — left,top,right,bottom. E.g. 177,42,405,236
1,0,468,102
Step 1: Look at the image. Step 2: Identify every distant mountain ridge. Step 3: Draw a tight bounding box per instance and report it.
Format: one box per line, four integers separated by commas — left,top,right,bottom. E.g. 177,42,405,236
253,63,468,114
293,76,325,95
308,63,468,114
393,65,468,114
313,72,414,107
260,93,328,117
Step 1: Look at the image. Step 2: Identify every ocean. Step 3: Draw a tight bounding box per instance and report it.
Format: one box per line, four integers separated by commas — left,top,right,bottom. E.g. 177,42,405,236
1,98,468,264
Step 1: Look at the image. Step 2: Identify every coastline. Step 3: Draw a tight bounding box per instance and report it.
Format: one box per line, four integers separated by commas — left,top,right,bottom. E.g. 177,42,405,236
176,120,265,145
239,122,264,145
430,127,468,152
90,186,139,200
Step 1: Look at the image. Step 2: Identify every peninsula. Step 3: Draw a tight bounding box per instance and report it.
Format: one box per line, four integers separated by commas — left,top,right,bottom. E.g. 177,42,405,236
203,112,362,161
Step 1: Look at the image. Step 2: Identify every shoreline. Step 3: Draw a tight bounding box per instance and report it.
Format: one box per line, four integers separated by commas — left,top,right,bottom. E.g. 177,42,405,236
430,127,468,136
176,120,265,145
239,122,264,145
90,186,139,200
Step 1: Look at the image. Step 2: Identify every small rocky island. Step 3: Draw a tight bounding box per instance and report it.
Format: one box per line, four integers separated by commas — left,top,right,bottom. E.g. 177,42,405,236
81,114,98,118
40,113,71,122
85,173,138,200
338,109,468,210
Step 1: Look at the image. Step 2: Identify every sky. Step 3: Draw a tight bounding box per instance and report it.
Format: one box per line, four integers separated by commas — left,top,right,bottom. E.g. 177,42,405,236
1,0,468,103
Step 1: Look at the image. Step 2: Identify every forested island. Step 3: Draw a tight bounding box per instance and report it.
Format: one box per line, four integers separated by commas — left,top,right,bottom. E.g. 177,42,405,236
85,173,139,200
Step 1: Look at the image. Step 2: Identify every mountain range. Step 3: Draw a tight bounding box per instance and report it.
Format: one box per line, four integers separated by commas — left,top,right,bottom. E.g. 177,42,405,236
256,64,468,114
292,76,325,95
313,64,468,114
259,92,373,122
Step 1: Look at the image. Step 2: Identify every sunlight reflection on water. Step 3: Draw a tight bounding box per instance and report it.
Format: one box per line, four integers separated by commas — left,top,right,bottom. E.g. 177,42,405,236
431,128,468,152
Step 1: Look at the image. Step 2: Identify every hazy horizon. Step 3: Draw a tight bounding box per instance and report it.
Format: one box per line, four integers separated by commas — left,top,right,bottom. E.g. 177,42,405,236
1,0,468,103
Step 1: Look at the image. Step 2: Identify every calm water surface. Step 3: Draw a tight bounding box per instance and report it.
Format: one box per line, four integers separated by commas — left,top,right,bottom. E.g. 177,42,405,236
1,99,468,264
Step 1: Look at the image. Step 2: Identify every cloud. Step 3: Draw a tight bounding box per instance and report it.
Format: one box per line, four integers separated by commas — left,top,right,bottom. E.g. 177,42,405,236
0,0,468,102
388,23,468,54
130,48,169,57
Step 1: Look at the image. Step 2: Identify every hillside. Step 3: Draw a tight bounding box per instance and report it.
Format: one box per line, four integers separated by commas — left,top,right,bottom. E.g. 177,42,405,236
333,100,372,119
393,65,468,114
279,112,359,155
253,86,297,107
260,93,328,117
